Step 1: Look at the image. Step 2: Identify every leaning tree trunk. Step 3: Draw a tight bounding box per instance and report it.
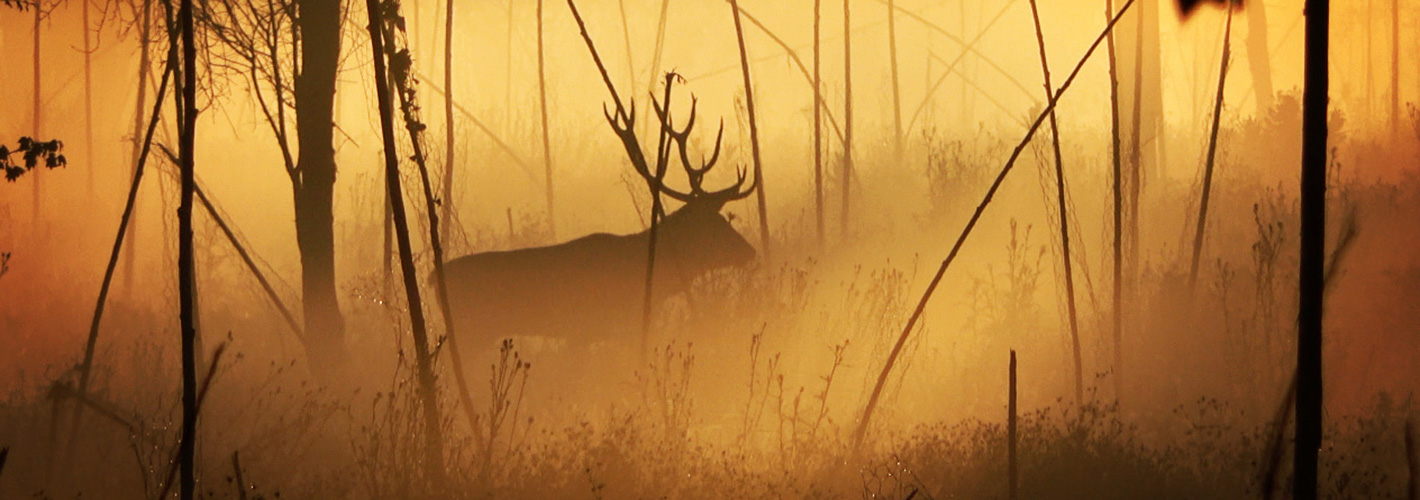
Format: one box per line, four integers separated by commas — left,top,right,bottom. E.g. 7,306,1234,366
365,0,446,482
294,0,346,374
729,0,770,260
1028,0,1083,405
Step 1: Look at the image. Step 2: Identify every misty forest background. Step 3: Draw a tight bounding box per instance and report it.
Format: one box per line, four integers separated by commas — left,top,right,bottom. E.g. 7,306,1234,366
1,0,1419,498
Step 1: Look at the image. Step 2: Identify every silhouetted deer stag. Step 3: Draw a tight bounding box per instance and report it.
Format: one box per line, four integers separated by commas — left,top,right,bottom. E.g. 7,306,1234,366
443,74,759,350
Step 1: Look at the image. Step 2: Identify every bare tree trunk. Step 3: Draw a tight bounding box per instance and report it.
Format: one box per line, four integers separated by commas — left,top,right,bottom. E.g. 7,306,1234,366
32,4,42,223
505,0,513,113
364,0,446,481
1393,0,1401,139
1246,0,1274,111
616,0,634,93
123,0,153,294
1106,0,1124,403
840,0,853,239
641,0,670,132
295,0,347,374
886,0,902,161
83,0,95,196
729,0,771,260
177,0,198,495
538,0,556,239
441,0,455,246
1295,0,1328,497
1188,6,1233,289
1027,0,1082,405
813,0,824,249
1128,1,1143,311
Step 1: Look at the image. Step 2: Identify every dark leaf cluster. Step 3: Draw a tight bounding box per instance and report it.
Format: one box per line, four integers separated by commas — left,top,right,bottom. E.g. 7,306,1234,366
1,137,67,182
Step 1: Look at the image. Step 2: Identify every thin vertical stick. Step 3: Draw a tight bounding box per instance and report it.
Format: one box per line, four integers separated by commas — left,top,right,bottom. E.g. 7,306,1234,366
1027,0,1082,405
83,0,95,195
440,0,455,246
538,0,556,239
231,451,247,500
729,0,771,260
1188,4,1234,289
841,0,854,239
365,0,446,481
813,0,824,249
1008,349,1018,500
1294,0,1328,497
848,1,1135,454
1106,0,1125,403
886,0,902,160
177,0,198,495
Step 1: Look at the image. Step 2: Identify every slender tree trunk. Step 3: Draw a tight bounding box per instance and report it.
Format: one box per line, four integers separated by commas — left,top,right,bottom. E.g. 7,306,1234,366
841,0,853,239
1393,0,1401,138
441,0,455,246
177,0,198,496
1008,350,1018,500
32,4,42,223
1188,6,1233,289
616,0,634,93
538,0,556,239
364,0,446,480
505,0,513,114
729,0,771,260
1106,0,1124,403
1027,0,1082,405
641,0,670,133
124,0,153,293
83,0,95,196
1128,1,1144,310
1246,0,1274,111
1294,0,1328,497
886,0,902,161
813,0,824,249
294,0,346,374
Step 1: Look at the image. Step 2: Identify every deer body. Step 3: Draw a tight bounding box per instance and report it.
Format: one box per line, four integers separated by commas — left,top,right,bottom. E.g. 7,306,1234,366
443,203,755,345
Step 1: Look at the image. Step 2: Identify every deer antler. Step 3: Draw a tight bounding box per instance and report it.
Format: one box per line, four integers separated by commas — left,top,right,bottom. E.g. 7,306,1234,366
568,0,755,208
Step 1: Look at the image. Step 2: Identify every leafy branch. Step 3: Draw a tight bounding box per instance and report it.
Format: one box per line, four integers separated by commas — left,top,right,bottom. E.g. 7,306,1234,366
2,137,67,182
